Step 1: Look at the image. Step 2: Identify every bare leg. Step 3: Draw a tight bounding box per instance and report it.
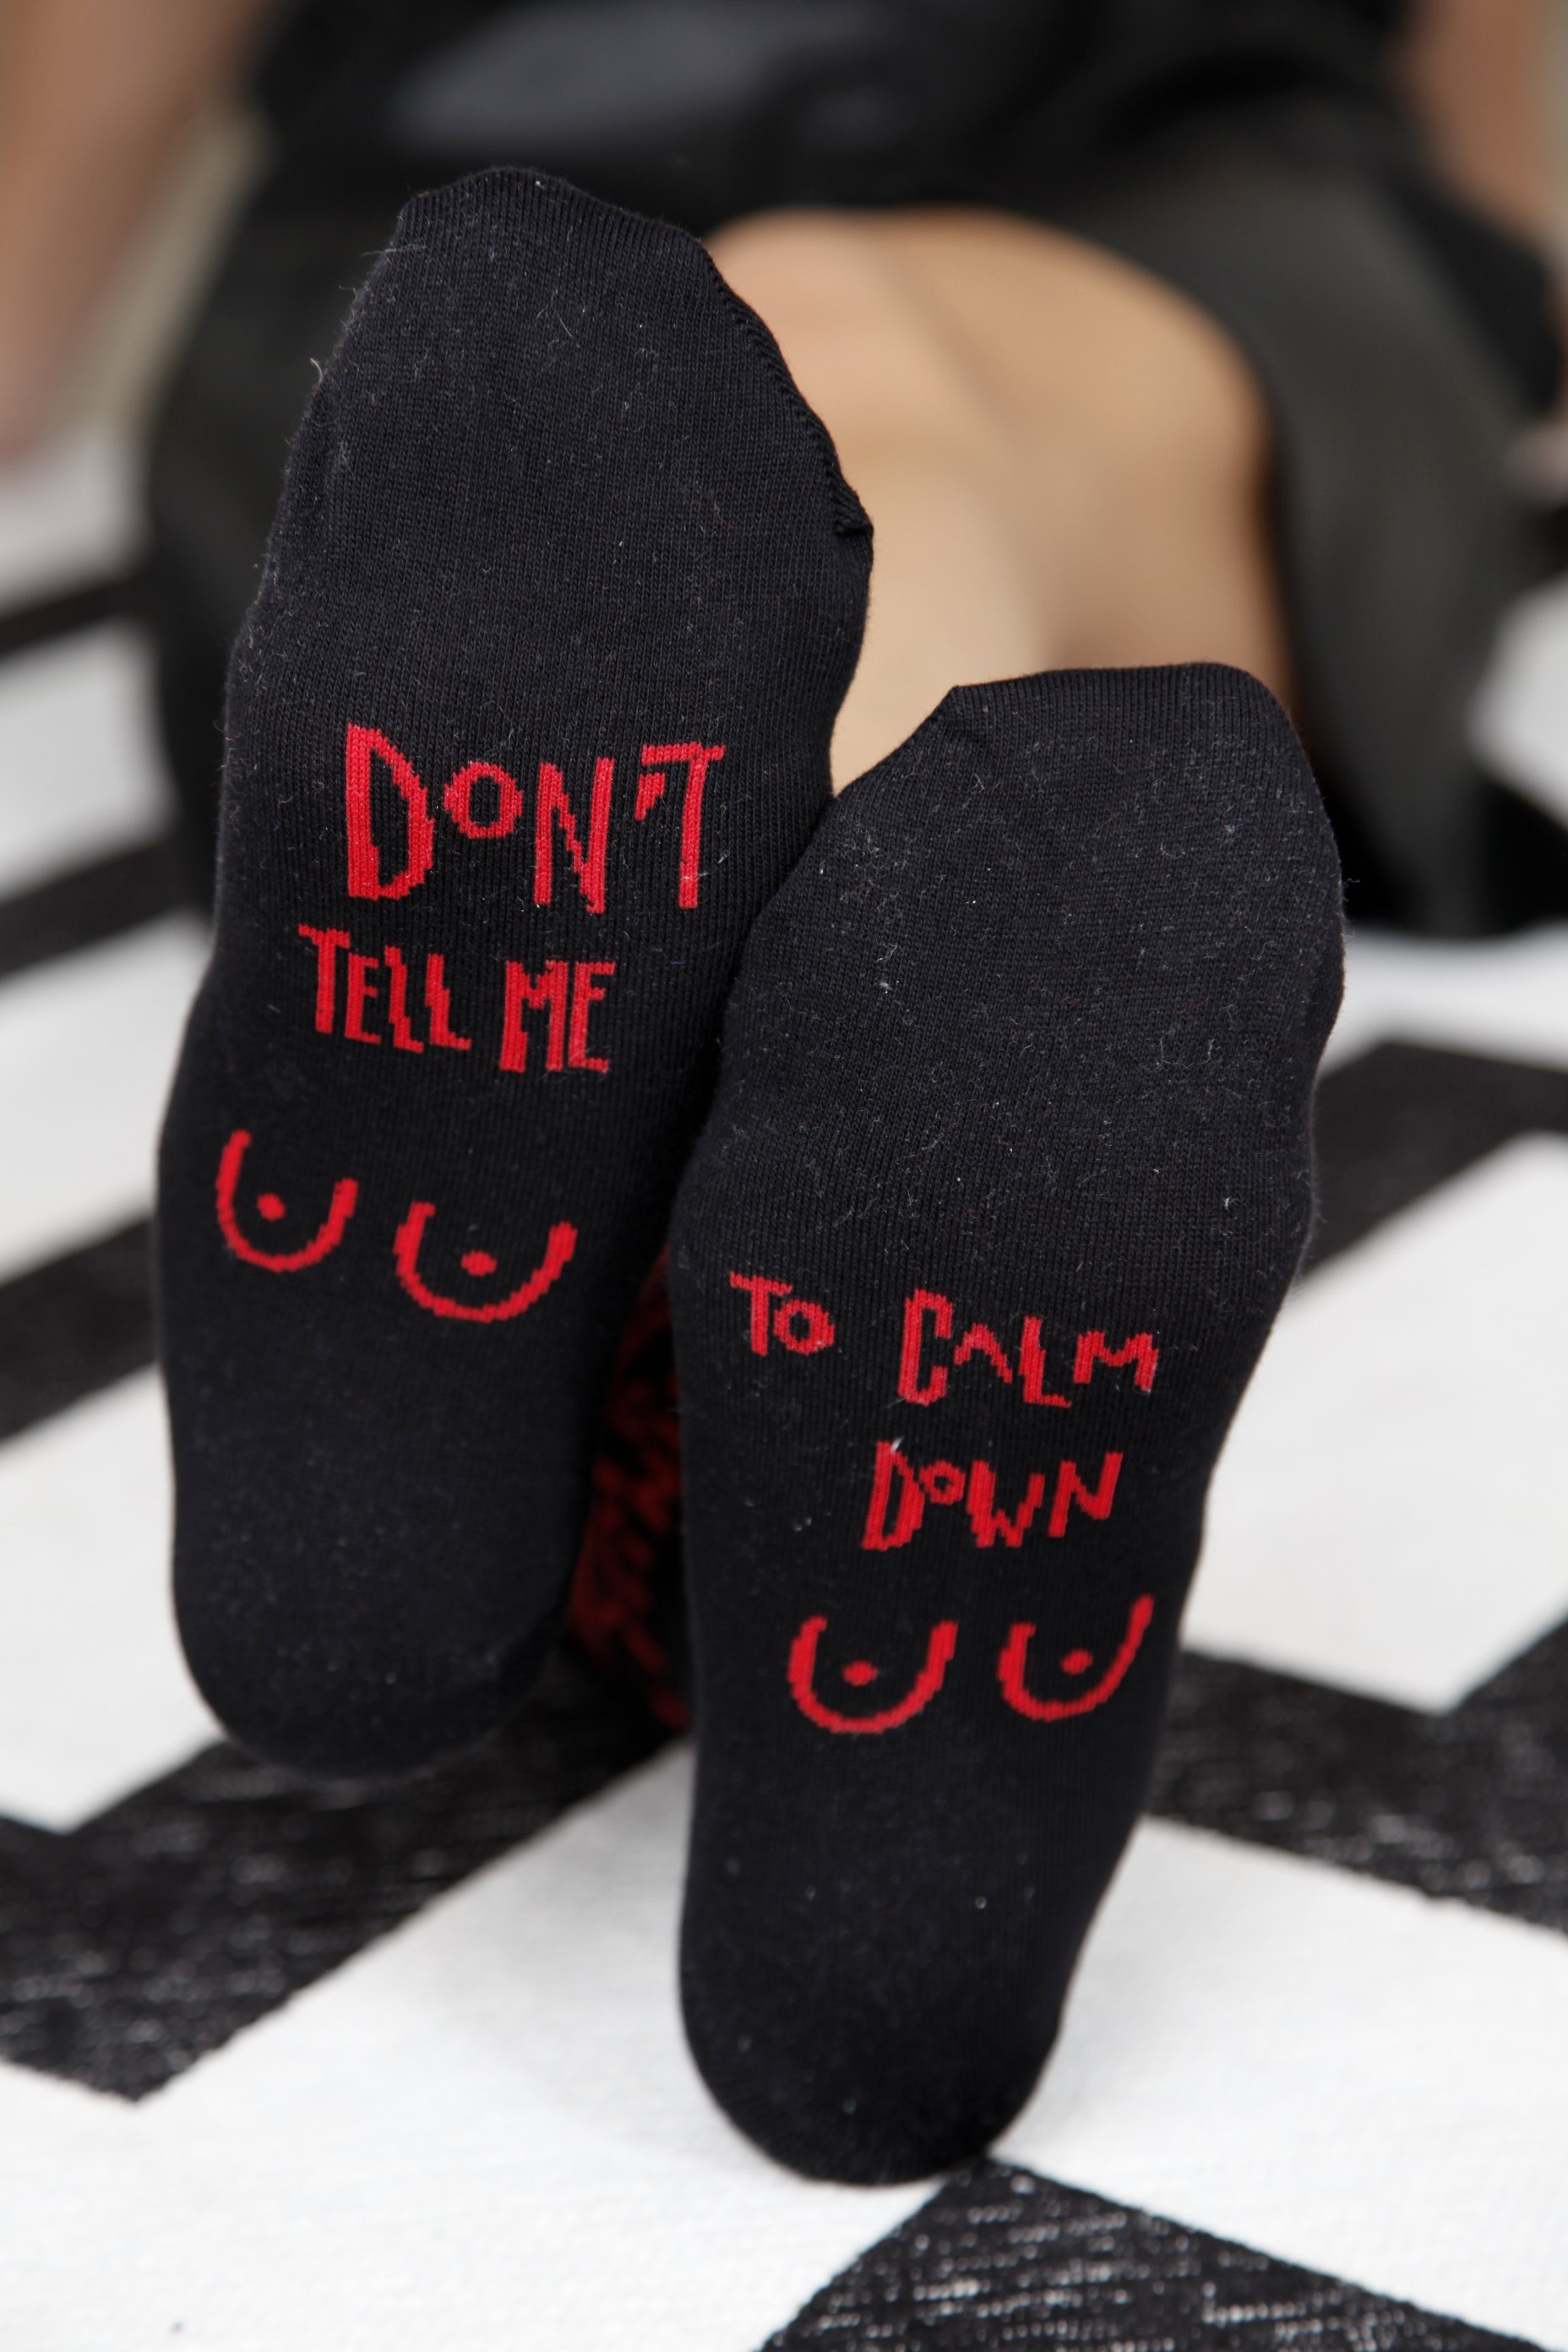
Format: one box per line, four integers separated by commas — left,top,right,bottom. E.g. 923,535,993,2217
708,208,1292,788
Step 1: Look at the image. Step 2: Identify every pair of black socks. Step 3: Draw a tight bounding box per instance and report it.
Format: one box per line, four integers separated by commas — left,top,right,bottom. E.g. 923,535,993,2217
156,169,1342,2184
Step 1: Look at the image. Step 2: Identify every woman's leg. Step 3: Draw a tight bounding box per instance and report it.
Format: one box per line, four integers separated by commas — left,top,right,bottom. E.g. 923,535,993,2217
708,207,1293,787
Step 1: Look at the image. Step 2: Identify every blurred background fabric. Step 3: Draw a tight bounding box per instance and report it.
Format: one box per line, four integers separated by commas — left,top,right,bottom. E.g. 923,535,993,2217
139,0,1560,928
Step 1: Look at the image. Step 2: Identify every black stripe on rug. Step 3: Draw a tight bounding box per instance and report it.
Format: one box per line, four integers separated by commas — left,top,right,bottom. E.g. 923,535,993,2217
0,835,193,984
0,578,193,986
1152,1609,1568,1935
0,1648,665,2099
0,574,134,663
0,1221,155,1443
1305,1037,1568,1270
765,2161,1539,2349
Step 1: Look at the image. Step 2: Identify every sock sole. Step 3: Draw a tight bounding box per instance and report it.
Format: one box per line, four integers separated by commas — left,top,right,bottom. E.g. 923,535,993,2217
156,169,869,1777
670,663,1342,2181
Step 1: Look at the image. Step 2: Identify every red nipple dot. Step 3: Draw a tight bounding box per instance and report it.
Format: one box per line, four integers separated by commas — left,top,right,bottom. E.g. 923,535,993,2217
842,1660,879,1688
1060,1647,1093,1677
256,1193,286,1223
460,1250,498,1278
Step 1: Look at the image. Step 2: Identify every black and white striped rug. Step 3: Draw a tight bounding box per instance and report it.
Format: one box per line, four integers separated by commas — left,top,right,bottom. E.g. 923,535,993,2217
3,434,1568,2350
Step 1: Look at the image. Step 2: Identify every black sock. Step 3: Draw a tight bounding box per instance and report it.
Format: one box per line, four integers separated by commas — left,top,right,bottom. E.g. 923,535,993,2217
670,665,1342,2183
155,169,868,1777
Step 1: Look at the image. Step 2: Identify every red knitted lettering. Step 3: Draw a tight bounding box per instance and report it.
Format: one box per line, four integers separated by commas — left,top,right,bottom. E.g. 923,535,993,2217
499,961,570,1073
917,1460,967,1506
424,955,472,1052
563,1256,687,1731
215,1130,358,1271
298,925,351,1034
633,759,667,819
1018,1315,1070,1407
344,724,434,900
343,953,384,1044
860,1441,926,1550
568,961,616,1073
728,1271,792,1353
997,1595,1155,1722
953,1321,1014,1384
897,1289,953,1404
535,757,613,912
1073,1331,1159,1391
774,1297,835,1354
965,1459,1048,1549
392,1204,578,1322
443,760,524,840
788,1615,958,1734
382,946,424,1053
1048,1451,1124,1538
639,742,724,908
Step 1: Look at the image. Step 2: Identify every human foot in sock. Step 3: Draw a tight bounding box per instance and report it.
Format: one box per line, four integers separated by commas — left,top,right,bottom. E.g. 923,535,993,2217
155,169,868,1777
670,664,1342,2183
